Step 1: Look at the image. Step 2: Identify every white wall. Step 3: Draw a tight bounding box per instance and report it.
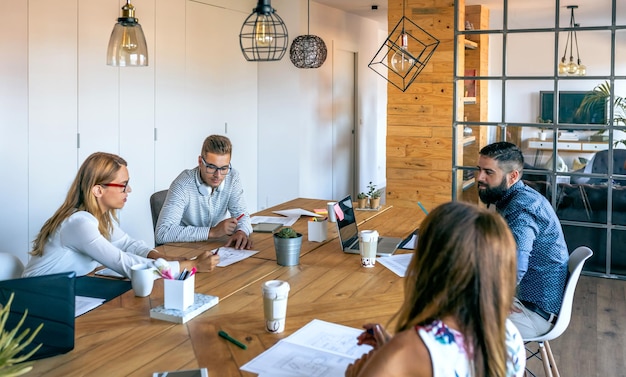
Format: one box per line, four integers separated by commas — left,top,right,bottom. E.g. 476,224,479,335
257,1,387,208
0,0,387,264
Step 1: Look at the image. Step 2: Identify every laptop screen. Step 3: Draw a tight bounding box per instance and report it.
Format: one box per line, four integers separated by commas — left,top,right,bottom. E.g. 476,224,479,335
0,271,76,360
336,195,359,249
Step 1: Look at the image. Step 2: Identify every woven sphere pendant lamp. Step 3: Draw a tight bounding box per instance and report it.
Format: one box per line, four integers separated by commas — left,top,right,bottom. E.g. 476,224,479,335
289,0,327,69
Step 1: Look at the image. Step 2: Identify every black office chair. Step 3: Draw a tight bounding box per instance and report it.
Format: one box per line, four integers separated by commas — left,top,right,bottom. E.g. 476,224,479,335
150,190,168,231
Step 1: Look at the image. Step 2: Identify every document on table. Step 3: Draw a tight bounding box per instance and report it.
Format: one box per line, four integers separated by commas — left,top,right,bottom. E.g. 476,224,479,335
75,295,105,317
241,319,372,377
251,215,298,227
211,247,259,267
377,253,413,277
272,208,323,218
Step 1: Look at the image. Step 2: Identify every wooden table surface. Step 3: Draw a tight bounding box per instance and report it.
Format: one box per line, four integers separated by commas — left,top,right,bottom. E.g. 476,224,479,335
29,198,425,377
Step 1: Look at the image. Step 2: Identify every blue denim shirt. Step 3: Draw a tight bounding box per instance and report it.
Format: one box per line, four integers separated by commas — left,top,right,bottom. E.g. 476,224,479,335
495,180,569,314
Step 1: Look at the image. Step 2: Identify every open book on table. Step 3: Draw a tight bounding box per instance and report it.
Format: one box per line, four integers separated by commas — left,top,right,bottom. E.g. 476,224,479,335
241,319,372,377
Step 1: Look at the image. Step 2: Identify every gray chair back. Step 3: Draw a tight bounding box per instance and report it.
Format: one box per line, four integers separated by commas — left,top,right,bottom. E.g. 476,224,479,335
150,190,168,231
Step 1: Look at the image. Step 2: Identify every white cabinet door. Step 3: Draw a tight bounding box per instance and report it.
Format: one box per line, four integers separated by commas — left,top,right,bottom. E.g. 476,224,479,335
154,2,258,212
0,0,29,263
28,0,79,256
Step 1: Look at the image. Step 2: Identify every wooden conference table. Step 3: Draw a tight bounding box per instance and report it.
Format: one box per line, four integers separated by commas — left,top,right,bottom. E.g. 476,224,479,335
30,198,426,377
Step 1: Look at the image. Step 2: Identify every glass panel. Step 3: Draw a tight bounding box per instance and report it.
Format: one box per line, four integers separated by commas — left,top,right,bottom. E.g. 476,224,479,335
611,229,626,275
563,0,613,28
507,32,554,76
508,0,555,29
562,225,606,274
504,80,554,125
562,30,612,77
556,184,608,224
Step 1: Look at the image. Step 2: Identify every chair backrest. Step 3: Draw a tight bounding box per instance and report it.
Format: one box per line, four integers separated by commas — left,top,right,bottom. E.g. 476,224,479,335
536,246,593,341
0,252,25,281
150,190,168,230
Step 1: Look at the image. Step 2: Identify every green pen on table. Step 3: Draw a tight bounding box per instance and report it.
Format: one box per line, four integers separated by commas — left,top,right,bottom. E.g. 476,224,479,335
218,330,247,350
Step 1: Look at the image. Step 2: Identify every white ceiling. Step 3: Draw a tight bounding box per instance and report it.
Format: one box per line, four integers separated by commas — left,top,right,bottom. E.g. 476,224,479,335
313,0,388,25
312,1,614,28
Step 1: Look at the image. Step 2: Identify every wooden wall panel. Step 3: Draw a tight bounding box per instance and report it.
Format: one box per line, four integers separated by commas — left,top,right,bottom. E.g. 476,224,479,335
386,0,458,209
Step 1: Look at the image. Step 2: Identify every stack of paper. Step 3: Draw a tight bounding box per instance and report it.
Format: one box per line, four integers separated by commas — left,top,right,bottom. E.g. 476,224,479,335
75,296,105,317
241,319,372,376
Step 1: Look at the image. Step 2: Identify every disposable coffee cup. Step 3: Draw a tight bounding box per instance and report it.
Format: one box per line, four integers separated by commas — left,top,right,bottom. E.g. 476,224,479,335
327,202,338,222
359,230,379,268
262,280,290,333
131,263,155,297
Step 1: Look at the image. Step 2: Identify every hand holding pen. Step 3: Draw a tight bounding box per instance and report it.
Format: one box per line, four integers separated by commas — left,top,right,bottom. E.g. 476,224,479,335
209,213,245,238
357,323,390,349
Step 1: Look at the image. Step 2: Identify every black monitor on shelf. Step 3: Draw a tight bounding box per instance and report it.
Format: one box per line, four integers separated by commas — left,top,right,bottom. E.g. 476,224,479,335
539,90,607,125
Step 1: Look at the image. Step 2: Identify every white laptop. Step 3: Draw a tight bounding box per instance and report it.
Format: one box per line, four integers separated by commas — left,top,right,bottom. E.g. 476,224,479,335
334,195,402,257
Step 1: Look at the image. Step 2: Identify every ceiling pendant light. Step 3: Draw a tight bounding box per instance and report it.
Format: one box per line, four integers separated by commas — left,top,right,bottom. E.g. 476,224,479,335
368,0,440,92
558,5,586,76
106,0,148,67
289,0,327,69
239,0,289,62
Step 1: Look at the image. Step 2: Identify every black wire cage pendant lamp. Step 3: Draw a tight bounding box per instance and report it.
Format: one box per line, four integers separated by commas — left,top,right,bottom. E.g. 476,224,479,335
368,0,439,92
106,0,148,67
289,0,327,69
239,0,289,62
558,5,586,76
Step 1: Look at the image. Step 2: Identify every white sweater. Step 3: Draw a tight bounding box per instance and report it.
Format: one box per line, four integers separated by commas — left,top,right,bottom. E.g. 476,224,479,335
23,211,179,279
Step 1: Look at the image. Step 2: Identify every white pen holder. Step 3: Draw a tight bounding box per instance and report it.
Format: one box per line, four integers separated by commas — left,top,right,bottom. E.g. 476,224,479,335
308,219,328,242
164,274,195,311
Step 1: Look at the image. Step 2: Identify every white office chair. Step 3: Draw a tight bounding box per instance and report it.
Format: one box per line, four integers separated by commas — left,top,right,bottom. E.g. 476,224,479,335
524,246,593,377
0,252,25,280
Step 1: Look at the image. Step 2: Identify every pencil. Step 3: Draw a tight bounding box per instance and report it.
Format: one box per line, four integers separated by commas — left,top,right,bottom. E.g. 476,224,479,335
236,213,245,221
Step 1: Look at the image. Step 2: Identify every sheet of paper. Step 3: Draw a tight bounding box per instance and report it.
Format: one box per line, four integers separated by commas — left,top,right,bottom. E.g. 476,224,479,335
241,319,372,377
211,247,259,267
376,253,413,277
401,234,417,250
75,295,105,317
250,215,298,227
273,208,322,218
95,267,125,279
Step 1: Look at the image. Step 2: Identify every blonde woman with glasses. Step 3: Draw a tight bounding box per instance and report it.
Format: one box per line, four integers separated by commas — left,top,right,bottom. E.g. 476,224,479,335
23,152,218,279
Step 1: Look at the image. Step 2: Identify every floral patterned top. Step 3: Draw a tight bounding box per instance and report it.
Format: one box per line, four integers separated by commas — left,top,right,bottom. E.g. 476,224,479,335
416,319,525,377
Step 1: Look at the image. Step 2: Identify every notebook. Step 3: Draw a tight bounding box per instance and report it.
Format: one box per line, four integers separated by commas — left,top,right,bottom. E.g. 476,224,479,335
0,271,76,360
335,195,401,257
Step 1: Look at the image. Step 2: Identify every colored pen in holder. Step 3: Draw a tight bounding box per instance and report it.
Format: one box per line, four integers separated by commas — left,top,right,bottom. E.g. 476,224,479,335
164,273,195,311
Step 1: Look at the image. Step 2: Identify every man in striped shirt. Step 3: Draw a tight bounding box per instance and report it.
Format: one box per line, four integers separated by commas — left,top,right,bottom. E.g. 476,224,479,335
155,135,253,249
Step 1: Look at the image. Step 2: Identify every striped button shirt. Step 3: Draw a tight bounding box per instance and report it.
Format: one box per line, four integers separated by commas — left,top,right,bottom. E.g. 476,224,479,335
155,167,252,244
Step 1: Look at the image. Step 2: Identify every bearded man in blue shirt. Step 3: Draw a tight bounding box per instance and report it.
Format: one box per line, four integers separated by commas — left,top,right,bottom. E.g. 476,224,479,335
476,141,569,338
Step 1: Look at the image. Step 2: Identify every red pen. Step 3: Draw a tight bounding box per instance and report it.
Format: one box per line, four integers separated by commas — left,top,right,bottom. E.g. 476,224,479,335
236,213,245,221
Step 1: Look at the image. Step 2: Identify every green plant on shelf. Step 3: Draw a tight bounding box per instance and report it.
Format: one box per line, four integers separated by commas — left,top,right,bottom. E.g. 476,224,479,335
576,81,626,148
357,192,368,199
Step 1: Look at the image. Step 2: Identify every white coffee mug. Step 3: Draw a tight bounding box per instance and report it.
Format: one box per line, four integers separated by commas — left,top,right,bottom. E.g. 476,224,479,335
131,263,155,297
327,202,338,222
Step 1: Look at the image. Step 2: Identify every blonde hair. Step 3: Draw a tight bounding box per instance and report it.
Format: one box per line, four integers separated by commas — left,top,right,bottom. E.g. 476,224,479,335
31,152,128,256
394,201,517,377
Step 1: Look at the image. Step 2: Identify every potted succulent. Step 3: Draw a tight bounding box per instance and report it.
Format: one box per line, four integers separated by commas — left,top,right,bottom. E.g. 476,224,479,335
273,227,303,266
367,182,382,209
0,293,43,377
356,192,368,209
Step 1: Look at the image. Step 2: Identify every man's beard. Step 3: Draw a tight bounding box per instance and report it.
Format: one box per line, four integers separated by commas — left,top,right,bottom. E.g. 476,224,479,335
478,176,509,204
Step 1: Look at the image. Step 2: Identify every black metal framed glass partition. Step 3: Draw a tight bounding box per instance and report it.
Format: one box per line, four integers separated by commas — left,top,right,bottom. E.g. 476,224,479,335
453,0,626,279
